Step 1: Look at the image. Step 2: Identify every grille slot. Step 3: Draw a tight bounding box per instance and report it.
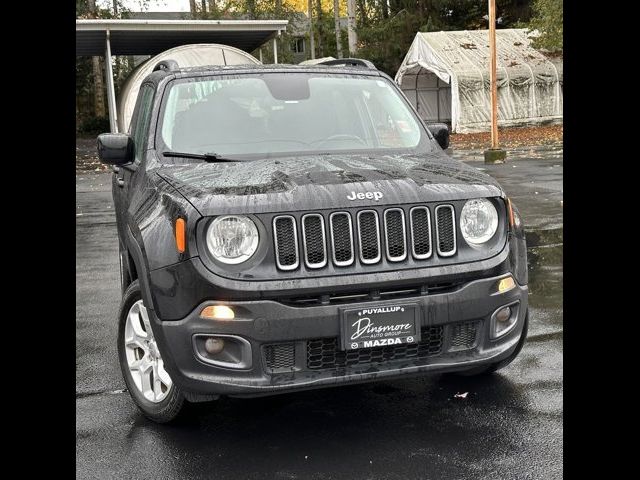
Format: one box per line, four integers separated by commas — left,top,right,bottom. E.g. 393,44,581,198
357,210,381,264
329,212,354,266
307,326,443,370
435,205,456,256
302,214,327,269
273,216,299,270
384,208,407,261
264,343,296,372
410,207,432,259
450,321,478,350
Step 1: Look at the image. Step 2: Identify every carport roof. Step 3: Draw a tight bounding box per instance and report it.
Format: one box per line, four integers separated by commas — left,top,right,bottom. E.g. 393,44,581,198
76,19,289,56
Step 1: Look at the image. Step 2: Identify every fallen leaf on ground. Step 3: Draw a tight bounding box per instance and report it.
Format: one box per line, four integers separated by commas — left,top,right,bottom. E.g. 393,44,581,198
450,125,563,150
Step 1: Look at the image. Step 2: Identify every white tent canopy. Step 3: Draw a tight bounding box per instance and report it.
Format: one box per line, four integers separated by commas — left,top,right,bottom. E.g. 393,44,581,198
395,29,563,133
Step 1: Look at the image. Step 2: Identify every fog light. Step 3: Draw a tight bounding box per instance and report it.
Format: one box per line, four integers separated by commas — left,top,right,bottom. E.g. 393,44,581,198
495,306,511,323
497,276,515,293
200,305,235,320
204,337,225,355
491,302,519,339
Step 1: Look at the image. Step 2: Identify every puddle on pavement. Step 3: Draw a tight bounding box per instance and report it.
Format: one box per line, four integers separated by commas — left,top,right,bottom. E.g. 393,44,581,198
527,227,563,312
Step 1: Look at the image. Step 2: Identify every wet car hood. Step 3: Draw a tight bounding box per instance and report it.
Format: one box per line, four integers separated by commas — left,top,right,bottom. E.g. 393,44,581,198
156,152,503,216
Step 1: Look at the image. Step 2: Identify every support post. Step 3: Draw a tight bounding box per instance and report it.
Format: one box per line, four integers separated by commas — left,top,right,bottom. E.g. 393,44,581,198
105,30,118,133
273,37,278,64
484,0,506,164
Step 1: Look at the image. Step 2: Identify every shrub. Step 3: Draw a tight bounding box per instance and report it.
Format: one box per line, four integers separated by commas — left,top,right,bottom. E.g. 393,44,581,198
78,116,110,136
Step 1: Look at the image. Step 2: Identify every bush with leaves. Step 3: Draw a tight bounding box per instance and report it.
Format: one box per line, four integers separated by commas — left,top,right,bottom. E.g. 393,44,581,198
78,116,110,136
528,0,562,52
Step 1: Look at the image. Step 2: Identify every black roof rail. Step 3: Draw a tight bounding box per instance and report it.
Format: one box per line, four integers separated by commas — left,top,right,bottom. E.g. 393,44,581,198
318,58,376,70
153,60,179,72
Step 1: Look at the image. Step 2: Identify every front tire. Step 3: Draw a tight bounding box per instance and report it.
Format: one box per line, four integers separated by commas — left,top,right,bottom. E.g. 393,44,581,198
117,280,185,423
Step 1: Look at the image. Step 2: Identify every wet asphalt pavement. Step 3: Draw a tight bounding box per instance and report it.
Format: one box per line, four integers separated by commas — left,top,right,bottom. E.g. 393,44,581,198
76,146,563,479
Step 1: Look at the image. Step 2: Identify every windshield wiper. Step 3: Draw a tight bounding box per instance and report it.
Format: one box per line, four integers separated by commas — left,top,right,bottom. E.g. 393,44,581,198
162,151,240,163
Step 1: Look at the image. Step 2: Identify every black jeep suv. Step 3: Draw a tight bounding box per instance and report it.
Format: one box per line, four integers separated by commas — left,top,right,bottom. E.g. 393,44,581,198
98,59,528,423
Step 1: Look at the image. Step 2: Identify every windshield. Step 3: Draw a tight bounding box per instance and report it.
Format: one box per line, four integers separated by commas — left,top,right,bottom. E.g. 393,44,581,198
157,73,434,159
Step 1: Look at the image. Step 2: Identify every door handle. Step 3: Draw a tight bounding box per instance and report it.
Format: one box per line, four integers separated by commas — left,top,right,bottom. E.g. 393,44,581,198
117,176,125,187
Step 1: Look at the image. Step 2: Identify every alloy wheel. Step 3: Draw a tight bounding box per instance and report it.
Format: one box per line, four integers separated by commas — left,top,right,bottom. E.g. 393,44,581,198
123,300,173,403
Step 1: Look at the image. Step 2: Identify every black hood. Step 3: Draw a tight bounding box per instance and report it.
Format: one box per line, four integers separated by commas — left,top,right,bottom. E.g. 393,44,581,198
156,152,503,216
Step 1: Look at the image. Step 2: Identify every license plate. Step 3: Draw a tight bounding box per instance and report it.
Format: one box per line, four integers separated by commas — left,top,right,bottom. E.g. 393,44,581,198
340,304,421,350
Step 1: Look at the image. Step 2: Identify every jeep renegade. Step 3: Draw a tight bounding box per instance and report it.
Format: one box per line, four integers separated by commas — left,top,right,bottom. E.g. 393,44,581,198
97,59,528,423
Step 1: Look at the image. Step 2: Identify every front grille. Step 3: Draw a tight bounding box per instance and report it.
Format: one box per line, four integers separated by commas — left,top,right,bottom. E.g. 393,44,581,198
357,210,381,264
450,321,478,350
435,205,456,256
384,209,407,261
272,203,461,271
302,214,327,268
273,216,299,270
264,343,296,372
307,326,444,370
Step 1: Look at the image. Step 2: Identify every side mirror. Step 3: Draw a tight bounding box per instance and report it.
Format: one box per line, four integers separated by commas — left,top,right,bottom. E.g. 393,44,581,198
427,123,450,150
97,133,134,165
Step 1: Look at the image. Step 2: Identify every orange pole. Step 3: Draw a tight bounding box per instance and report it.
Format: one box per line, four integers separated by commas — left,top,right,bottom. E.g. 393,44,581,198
489,0,499,149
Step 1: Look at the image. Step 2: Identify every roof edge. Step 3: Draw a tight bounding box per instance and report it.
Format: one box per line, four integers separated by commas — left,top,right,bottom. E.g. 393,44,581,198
76,19,289,31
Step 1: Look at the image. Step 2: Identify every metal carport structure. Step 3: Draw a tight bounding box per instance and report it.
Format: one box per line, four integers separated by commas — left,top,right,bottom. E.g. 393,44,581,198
76,19,289,132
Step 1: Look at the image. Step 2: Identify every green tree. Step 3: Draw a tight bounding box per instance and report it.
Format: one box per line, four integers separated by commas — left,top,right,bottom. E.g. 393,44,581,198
76,0,138,133
356,0,535,76
528,0,562,52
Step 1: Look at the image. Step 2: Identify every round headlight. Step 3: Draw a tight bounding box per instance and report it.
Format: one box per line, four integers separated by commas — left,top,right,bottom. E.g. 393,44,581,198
206,215,259,264
460,198,498,245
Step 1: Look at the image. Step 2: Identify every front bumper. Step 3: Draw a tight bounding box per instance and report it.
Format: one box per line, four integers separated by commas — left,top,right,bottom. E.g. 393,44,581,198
150,272,528,398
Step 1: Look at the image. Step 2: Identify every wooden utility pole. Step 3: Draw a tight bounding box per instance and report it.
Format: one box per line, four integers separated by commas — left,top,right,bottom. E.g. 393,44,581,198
308,0,316,59
489,0,498,149
334,0,343,58
346,0,357,55
484,0,506,163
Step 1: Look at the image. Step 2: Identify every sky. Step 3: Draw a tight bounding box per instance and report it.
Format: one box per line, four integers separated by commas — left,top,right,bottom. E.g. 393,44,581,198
97,0,333,15
98,0,189,12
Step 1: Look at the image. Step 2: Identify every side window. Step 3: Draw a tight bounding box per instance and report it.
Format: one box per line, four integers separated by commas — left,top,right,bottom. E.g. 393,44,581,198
130,85,155,163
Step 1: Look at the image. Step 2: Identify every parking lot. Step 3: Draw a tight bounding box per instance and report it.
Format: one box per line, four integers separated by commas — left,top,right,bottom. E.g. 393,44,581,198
76,146,563,479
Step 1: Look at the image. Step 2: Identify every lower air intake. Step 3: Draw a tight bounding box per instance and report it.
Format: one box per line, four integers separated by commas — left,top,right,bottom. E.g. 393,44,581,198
307,326,443,370
264,343,296,373
450,321,478,350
